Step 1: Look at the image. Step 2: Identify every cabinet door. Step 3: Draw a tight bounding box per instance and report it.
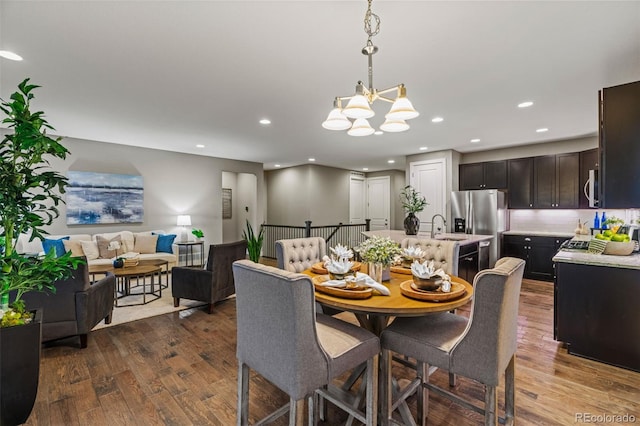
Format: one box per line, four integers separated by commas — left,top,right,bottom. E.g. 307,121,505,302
508,158,533,208
483,160,507,189
458,251,479,283
527,237,557,281
502,236,528,259
579,148,599,209
459,163,484,190
556,153,579,208
534,156,556,208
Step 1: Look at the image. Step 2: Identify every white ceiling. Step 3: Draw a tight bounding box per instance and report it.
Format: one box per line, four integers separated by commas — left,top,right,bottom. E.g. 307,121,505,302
1,1,639,172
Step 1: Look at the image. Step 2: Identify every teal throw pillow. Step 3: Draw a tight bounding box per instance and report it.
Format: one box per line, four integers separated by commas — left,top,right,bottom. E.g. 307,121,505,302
42,236,70,257
155,234,176,253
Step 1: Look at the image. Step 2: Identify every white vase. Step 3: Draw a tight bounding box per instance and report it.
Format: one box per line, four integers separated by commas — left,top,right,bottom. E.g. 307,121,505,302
368,262,391,283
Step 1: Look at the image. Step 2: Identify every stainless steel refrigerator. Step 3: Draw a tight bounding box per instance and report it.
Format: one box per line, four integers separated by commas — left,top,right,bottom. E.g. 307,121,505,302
451,190,508,268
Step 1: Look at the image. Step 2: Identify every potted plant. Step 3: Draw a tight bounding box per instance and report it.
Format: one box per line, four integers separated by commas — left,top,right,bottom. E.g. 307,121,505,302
242,220,264,262
191,228,204,241
1,78,83,425
357,236,402,282
400,185,427,235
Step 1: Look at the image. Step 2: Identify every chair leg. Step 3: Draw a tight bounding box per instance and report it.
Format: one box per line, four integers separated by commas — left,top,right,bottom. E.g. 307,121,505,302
381,349,392,426
237,363,249,426
307,395,315,426
173,297,180,307
289,398,305,426
505,355,516,425
104,312,113,325
416,361,428,426
207,303,215,314
79,334,88,349
484,385,498,426
449,372,457,387
366,355,378,426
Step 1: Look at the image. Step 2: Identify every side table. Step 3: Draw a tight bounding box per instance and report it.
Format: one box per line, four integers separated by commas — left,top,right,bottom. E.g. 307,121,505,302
176,241,205,267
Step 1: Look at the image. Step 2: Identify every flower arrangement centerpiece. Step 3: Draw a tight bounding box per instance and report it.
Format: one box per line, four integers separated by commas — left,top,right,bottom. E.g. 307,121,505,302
400,246,426,268
357,236,402,282
323,244,354,280
411,260,451,292
400,185,428,235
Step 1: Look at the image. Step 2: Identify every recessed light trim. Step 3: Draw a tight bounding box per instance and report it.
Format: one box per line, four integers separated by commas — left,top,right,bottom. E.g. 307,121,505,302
308,158,316,162
362,167,369,171
259,118,271,125
419,146,428,151
470,138,481,143
374,131,383,135
536,128,548,133
431,117,444,123
387,160,395,164
0,50,23,61
196,144,205,148
518,101,533,108
275,164,281,168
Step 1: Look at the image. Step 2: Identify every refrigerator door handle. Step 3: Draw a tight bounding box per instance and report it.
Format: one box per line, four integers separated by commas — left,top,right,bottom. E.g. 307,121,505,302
466,192,473,234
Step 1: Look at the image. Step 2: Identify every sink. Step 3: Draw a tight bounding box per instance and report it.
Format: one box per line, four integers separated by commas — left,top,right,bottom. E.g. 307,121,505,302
434,235,468,241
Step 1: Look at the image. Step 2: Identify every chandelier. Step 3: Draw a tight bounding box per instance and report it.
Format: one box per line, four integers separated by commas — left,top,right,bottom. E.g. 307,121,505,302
322,0,419,136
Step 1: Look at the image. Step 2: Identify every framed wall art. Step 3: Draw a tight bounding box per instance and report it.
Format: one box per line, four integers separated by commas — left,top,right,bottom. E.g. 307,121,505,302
222,188,232,219
66,171,144,225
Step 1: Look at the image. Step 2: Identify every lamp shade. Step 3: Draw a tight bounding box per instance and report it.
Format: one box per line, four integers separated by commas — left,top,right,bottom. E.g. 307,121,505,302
177,215,192,226
343,95,375,119
347,118,375,136
386,96,419,120
380,118,410,133
322,108,352,130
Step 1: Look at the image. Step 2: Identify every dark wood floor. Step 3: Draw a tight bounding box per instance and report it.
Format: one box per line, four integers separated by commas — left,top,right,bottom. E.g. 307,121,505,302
25,262,640,425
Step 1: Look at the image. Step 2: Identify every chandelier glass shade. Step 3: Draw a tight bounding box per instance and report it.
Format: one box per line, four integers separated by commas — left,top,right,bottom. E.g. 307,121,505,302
322,0,419,135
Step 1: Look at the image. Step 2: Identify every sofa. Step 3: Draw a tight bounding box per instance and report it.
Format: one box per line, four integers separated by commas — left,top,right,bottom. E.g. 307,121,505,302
16,230,179,268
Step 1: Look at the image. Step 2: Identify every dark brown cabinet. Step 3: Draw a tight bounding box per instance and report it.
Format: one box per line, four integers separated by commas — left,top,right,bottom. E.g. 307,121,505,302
502,234,570,281
459,161,507,190
457,243,479,283
533,153,579,209
599,80,640,208
579,148,599,209
507,158,533,208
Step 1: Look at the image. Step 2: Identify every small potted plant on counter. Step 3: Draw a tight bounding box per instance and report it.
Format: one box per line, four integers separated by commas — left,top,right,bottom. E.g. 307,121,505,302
400,185,428,235
191,228,204,242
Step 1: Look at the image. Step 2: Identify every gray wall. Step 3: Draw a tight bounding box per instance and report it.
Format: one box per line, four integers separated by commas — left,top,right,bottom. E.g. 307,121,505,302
459,136,597,163
43,137,264,246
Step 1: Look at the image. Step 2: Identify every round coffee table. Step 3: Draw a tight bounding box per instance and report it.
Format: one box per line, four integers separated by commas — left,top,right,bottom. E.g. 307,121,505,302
92,264,162,307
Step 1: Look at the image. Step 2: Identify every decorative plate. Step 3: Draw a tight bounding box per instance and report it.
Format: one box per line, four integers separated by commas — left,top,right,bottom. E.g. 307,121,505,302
311,261,362,275
311,275,373,299
399,280,466,302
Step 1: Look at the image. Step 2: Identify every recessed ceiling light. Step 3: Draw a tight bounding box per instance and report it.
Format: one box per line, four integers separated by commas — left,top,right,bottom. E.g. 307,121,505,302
518,101,533,108
308,158,316,162
536,128,548,133
470,138,481,143
431,117,444,123
259,118,271,125
0,50,23,61
196,144,205,148
419,146,428,151
388,160,395,164
274,164,281,168
363,167,369,171
374,131,383,135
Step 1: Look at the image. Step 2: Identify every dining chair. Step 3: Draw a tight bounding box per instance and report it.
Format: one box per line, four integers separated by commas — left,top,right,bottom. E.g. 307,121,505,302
400,238,460,276
380,257,525,426
275,236,327,273
232,259,380,426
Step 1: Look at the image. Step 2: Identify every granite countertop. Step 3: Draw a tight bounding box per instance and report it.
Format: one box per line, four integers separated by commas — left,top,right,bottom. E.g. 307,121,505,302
504,230,576,238
553,250,640,270
361,230,493,246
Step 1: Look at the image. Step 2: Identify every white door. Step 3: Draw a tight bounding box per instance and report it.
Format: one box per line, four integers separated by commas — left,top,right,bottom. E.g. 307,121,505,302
349,175,366,224
410,160,446,233
366,176,390,230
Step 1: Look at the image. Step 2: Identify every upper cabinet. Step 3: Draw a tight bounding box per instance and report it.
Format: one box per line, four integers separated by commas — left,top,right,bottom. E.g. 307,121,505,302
599,80,640,208
533,153,579,209
459,160,507,190
579,148,598,209
507,157,533,208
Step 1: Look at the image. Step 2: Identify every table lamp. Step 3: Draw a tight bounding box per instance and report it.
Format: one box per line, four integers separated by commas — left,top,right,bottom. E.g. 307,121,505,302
177,215,192,242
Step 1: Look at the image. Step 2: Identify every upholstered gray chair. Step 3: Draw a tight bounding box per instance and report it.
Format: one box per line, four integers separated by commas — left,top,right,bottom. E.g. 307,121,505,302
275,237,327,273
232,259,380,426
400,238,460,276
380,257,525,426
19,260,115,348
172,240,247,314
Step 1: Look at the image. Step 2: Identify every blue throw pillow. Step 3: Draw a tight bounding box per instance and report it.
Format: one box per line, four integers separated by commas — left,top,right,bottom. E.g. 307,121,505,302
155,234,176,253
42,236,70,257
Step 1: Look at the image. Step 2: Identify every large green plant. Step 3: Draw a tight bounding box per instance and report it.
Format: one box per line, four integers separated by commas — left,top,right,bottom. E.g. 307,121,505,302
242,220,264,262
0,78,83,316
400,185,428,214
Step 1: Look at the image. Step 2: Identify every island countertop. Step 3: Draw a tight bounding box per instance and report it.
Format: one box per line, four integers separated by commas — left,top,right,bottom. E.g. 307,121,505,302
361,230,493,246
553,249,640,270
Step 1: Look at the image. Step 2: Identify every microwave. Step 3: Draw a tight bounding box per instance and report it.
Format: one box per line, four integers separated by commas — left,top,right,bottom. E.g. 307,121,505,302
584,169,599,208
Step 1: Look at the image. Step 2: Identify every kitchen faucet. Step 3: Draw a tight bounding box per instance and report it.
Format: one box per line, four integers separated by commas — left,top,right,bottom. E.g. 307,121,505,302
431,214,447,238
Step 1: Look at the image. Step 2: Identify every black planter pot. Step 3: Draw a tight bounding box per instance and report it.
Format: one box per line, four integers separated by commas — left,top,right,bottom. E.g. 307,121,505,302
404,213,420,235
0,309,42,426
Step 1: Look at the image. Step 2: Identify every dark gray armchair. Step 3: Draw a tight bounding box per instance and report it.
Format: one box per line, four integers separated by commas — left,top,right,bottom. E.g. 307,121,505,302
20,260,115,349
172,240,247,314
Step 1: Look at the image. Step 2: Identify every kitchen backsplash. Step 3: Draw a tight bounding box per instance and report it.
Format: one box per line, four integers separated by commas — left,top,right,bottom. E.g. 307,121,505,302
509,209,640,233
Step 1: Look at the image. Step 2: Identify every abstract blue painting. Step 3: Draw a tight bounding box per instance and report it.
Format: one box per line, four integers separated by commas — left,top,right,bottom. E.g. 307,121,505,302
66,171,144,225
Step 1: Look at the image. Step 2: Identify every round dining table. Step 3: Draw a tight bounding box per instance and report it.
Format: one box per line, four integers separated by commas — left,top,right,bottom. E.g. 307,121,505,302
303,265,473,336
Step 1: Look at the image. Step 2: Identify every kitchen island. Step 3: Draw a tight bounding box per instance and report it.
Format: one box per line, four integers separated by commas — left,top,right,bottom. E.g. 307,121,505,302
361,230,492,246
553,249,640,372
